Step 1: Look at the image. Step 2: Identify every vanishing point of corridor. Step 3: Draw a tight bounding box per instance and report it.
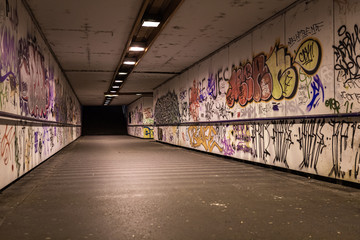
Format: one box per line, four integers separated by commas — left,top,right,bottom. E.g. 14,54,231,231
0,136,359,240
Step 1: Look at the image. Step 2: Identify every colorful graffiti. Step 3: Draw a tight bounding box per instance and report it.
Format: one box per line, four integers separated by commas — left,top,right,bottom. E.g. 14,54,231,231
156,116,360,183
306,74,324,112
143,107,154,124
206,68,229,100
233,125,253,155
189,80,200,121
0,124,80,189
1,125,15,170
127,97,154,138
0,27,16,84
221,137,235,156
226,38,322,108
152,2,360,184
143,126,154,139
0,1,81,190
0,26,17,108
226,54,272,107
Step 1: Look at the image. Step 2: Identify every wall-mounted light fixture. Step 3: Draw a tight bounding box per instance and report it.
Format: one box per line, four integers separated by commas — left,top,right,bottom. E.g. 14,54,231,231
142,19,161,27
123,58,137,65
129,42,146,52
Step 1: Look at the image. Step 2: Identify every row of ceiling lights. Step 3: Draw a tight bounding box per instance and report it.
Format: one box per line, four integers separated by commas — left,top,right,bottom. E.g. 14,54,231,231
103,0,184,106
104,19,161,105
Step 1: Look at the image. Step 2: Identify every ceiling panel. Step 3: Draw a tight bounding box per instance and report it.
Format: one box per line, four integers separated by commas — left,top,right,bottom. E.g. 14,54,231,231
58,52,120,71
66,72,113,105
120,73,176,92
111,95,143,105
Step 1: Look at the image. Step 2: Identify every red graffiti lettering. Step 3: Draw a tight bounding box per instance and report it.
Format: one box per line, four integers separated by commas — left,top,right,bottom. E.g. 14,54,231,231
189,80,200,121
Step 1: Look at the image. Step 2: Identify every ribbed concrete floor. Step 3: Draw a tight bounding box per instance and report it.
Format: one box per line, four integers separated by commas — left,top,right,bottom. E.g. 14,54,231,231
0,136,359,240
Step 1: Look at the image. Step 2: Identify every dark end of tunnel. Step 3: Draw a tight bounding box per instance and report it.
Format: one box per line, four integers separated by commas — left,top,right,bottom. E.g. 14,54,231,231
81,106,128,135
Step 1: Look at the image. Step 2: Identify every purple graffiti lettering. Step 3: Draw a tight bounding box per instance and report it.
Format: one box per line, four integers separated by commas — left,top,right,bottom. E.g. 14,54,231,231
34,132,38,153
236,144,253,154
19,38,50,118
0,27,17,89
272,102,280,111
221,137,235,156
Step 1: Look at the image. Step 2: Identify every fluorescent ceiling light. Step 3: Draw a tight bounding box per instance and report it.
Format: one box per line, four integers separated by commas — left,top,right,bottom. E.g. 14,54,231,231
112,86,120,88
129,42,146,52
129,46,145,51
118,72,127,75
105,94,118,97
136,93,142,96
110,90,117,93
123,57,137,65
142,20,160,27
115,80,123,83
123,59,136,65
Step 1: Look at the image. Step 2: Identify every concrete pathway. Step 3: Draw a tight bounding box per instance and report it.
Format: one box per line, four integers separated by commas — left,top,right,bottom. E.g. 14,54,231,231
0,136,359,240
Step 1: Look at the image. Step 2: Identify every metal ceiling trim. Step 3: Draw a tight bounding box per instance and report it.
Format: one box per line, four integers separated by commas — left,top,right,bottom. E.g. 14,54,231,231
107,0,151,97
106,0,184,105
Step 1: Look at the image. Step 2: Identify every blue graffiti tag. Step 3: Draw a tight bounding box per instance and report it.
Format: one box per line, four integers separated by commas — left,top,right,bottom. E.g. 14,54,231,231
306,74,324,112
207,74,217,99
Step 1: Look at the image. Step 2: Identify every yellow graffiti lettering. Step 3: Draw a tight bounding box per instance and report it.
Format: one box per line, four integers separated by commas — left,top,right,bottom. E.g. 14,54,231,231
266,46,294,100
143,127,154,139
279,67,298,98
294,39,322,75
188,126,223,153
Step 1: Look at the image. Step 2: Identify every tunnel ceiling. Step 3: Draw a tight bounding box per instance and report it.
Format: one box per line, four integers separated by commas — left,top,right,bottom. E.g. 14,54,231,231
25,0,297,106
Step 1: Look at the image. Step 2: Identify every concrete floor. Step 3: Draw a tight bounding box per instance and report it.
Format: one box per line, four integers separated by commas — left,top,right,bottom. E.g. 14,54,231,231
0,136,359,240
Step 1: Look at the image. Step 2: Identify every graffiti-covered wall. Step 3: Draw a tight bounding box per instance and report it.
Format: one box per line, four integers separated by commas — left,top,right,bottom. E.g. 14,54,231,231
154,0,360,184
0,0,81,189
127,97,154,138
